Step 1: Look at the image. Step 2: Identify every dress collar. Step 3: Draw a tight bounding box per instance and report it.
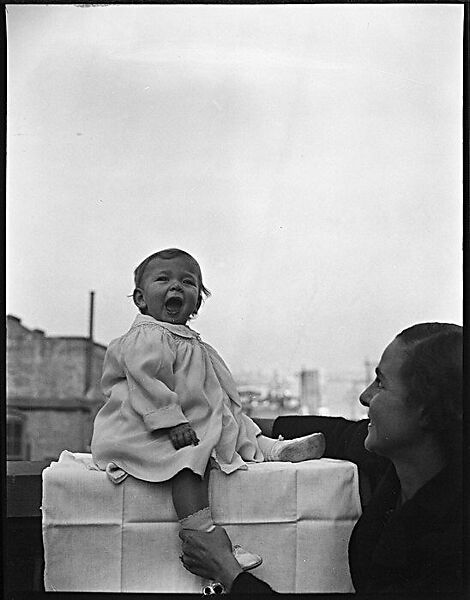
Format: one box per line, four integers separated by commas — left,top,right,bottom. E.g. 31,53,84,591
131,313,201,340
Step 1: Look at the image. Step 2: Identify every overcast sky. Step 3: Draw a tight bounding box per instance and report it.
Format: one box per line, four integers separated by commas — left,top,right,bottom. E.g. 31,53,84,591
6,4,463,377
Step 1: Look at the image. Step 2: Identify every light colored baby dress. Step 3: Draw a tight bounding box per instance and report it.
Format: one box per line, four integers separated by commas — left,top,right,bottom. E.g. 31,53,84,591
91,314,264,482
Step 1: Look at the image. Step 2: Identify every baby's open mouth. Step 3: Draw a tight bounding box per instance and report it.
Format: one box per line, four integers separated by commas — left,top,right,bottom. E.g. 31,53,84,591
165,297,183,313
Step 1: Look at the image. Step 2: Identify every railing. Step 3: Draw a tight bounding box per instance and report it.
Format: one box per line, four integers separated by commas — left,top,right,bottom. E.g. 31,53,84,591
6,460,50,592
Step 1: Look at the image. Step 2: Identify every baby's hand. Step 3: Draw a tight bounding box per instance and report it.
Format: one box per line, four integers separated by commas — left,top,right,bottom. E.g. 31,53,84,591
169,423,199,449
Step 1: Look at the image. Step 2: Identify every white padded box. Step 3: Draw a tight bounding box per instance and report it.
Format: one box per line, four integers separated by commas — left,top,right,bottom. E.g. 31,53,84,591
42,453,361,593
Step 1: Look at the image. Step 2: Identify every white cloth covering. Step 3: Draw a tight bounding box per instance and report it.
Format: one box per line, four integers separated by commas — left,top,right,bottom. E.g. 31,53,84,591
42,451,362,593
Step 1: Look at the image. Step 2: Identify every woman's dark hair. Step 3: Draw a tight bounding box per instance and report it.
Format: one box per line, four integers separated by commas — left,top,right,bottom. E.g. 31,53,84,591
133,248,211,316
396,323,463,459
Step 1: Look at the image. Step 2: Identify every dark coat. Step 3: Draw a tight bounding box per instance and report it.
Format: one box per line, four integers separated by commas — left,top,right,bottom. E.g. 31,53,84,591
348,459,462,594
230,415,463,596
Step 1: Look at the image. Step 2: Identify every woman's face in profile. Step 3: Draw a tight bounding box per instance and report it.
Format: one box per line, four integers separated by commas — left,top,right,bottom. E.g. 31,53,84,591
359,338,425,460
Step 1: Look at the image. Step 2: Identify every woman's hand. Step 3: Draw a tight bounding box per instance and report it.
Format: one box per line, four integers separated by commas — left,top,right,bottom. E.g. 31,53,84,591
179,526,243,590
169,423,199,449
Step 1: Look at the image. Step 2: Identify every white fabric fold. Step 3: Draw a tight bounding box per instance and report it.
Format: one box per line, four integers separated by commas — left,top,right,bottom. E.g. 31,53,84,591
105,462,128,484
53,450,128,484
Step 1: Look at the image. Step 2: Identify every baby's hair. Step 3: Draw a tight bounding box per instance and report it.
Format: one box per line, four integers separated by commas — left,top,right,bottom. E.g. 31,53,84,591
133,248,211,316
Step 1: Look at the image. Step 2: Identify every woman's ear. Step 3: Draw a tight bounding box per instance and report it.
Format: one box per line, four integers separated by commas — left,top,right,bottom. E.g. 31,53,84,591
133,288,146,311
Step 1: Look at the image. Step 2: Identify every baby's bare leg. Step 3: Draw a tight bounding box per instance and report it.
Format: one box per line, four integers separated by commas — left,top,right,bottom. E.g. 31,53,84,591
171,467,211,520
173,469,262,576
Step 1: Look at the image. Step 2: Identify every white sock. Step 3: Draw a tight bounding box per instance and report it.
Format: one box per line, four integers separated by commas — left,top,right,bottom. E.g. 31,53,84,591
256,434,284,462
179,506,215,532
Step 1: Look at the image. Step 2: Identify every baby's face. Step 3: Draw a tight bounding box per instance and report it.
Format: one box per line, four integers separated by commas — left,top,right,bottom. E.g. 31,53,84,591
134,256,200,324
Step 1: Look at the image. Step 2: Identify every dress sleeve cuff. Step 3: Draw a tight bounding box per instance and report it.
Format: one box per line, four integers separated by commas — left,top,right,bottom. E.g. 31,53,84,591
143,404,188,431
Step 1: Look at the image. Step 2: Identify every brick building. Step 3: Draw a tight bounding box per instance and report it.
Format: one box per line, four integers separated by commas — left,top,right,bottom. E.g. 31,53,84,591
6,315,107,461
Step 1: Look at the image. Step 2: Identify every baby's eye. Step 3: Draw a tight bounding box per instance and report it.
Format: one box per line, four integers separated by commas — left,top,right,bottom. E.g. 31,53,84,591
156,276,168,282
183,279,197,286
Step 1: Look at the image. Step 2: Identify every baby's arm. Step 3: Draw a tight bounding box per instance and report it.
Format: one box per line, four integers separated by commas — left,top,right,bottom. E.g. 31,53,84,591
119,326,189,432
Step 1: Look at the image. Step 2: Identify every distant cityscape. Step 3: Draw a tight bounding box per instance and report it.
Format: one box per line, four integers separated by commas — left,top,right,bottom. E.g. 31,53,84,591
6,313,371,462
233,366,370,421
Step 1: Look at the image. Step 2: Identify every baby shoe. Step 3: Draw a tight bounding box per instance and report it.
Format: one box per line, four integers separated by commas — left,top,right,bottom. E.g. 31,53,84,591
232,544,263,571
271,432,325,462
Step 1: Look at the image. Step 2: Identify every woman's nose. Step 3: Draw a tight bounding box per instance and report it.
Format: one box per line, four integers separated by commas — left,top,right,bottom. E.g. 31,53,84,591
359,384,372,407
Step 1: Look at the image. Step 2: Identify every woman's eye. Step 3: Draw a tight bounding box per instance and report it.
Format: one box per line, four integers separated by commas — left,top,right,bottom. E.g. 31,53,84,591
376,379,384,389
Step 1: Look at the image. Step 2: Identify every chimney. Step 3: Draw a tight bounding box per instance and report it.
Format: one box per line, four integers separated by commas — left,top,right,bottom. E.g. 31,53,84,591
84,291,95,395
